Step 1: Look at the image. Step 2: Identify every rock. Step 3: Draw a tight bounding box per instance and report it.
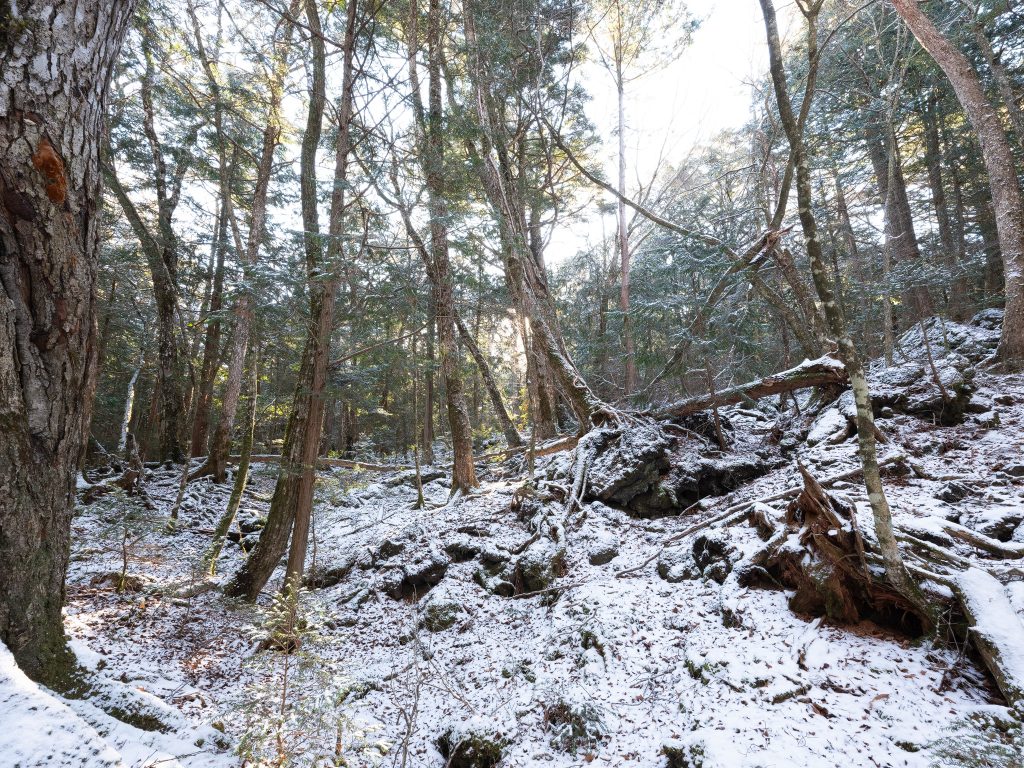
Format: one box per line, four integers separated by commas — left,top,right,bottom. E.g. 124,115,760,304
474,564,515,597
971,307,1003,330
478,543,510,566
1012,524,1024,545
961,508,1024,542
1002,463,1024,478
378,540,450,599
437,719,508,768
935,481,972,503
420,585,465,632
657,533,738,584
586,424,671,507
444,533,481,562
385,468,445,487
806,407,849,446
692,531,738,584
587,530,619,566
973,411,1001,429
662,740,706,768
994,394,1015,406
657,546,700,583
514,538,566,594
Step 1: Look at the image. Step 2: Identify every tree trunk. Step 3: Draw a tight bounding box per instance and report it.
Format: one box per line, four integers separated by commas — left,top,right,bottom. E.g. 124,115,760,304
655,357,848,419
191,5,296,482
406,0,478,493
972,21,1024,150
422,310,436,464
761,0,927,622
205,346,259,575
226,0,360,599
0,0,137,686
864,115,932,319
617,76,637,395
105,165,188,462
463,1,610,429
890,0,1024,368
118,361,143,454
191,198,229,456
455,313,522,447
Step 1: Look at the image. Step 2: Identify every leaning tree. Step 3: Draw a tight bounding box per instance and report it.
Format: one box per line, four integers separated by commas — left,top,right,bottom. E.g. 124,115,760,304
1,0,138,686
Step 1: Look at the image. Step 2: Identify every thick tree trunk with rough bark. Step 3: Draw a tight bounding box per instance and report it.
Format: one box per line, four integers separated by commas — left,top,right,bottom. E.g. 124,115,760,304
0,0,137,686
890,0,1024,368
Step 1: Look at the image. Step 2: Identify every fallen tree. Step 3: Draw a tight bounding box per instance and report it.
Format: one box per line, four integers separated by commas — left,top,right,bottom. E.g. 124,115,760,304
652,356,847,420
729,465,1024,710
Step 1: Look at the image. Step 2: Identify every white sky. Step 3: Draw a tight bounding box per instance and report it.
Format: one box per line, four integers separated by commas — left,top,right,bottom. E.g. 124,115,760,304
550,0,797,262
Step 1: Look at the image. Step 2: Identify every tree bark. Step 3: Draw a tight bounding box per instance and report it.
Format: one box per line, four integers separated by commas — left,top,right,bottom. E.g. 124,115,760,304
407,0,478,493
0,0,137,686
889,0,1024,368
761,0,927,621
226,0,360,599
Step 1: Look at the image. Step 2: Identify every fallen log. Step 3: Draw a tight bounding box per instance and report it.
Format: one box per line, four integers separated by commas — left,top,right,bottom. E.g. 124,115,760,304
653,356,847,420
955,568,1024,710
236,455,412,472
226,435,580,475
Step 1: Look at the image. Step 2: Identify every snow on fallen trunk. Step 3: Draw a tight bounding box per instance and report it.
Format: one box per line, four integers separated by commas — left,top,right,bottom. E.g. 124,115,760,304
0,643,122,767
956,568,1024,710
653,356,846,419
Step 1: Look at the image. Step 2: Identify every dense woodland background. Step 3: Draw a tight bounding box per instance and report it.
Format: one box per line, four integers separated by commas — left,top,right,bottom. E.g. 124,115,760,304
89,0,1023,471
4,2,1024,760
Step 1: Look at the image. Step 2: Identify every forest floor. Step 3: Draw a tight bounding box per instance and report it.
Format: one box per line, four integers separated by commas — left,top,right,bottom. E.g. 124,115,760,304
3,325,1024,768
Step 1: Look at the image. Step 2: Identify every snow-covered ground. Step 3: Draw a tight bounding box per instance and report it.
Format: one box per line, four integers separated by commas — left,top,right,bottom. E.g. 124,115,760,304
4,326,1024,767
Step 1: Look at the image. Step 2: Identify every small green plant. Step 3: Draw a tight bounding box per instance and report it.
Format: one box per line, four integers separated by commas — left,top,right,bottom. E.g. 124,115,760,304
86,489,163,593
236,581,387,766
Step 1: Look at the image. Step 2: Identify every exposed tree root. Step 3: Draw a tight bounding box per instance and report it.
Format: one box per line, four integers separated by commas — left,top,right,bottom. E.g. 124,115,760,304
750,465,932,633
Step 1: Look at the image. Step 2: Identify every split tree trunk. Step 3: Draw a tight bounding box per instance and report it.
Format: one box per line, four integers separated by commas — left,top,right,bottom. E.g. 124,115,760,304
0,0,137,686
463,1,610,429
